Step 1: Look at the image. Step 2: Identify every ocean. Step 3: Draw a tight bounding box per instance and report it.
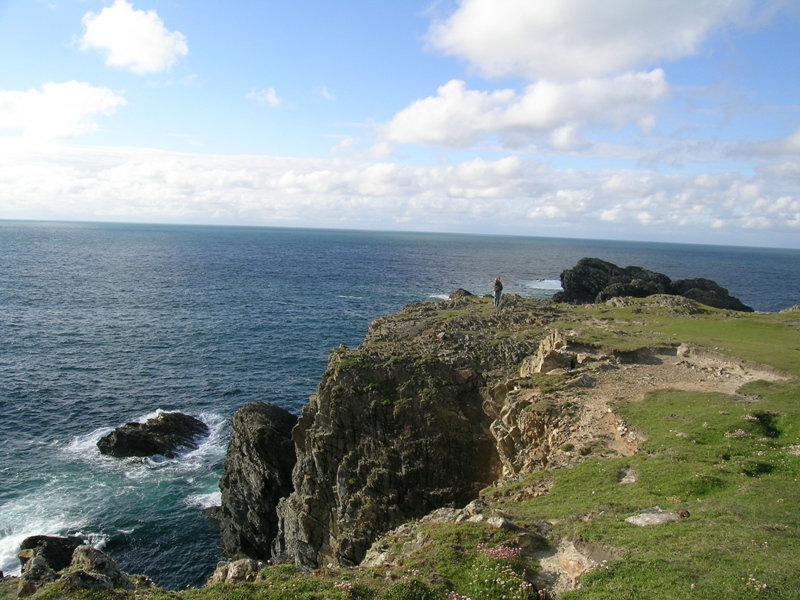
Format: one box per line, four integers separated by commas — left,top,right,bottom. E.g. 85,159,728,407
1,220,798,589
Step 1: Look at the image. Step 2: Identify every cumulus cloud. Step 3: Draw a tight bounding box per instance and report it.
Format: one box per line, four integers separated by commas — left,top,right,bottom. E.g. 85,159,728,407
80,0,188,74
0,148,796,246
0,81,126,142
376,0,790,156
380,71,668,149
427,0,758,80
247,87,282,107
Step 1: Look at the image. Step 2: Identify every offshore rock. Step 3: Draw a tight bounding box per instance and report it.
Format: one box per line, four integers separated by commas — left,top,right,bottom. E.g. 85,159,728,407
670,278,753,312
553,257,753,312
218,402,298,561
97,411,209,458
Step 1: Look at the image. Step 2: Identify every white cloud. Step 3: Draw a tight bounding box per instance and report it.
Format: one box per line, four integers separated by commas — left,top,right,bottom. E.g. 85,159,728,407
380,71,668,149
80,0,188,74
1,148,797,246
383,0,789,157
745,125,800,156
427,0,759,80
247,87,282,107
0,81,126,142
330,136,357,154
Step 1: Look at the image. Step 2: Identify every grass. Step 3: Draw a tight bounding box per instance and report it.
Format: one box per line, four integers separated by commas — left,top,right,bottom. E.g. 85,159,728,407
490,378,800,599
556,300,800,375
8,299,800,599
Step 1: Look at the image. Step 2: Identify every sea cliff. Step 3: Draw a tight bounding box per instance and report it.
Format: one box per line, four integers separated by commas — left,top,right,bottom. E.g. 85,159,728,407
215,281,770,574
5,276,800,599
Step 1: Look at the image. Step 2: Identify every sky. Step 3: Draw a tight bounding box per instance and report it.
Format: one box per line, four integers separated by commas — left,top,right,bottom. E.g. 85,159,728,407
1,0,799,248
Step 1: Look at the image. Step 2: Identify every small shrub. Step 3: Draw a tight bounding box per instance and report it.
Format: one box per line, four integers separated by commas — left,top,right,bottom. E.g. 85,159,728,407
380,577,439,600
452,544,538,600
742,461,775,477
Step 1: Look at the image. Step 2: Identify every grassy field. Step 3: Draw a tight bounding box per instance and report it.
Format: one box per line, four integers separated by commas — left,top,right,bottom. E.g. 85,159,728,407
4,301,800,599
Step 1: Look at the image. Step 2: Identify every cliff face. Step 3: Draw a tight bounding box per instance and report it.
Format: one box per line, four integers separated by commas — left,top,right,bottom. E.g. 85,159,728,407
217,402,297,560
270,295,570,570
219,292,654,571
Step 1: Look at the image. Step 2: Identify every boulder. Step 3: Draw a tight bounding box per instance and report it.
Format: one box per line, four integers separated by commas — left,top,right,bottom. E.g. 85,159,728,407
207,558,265,585
520,329,574,375
18,535,84,572
553,257,753,312
217,402,298,561
97,411,209,458
625,506,679,526
17,556,56,598
70,545,135,591
60,570,114,593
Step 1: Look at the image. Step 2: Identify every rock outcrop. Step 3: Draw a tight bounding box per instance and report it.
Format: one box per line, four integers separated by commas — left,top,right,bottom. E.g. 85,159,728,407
207,558,266,585
520,329,575,375
15,537,136,597
553,257,753,312
18,535,84,573
97,411,209,458
271,343,503,570
217,402,298,561
221,289,772,576
264,295,566,572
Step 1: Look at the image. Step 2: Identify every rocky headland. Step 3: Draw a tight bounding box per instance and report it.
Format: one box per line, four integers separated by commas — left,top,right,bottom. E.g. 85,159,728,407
552,257,754,312
7,259,794,598
213,262,766,578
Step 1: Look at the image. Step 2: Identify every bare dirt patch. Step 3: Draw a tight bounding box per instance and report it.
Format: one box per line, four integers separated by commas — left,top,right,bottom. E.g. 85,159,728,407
556,344,789,459
526,343,790,595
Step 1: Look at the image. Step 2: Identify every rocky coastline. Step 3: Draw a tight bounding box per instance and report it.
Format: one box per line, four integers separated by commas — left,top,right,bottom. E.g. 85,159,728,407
213,259,757,574
5,258,777,598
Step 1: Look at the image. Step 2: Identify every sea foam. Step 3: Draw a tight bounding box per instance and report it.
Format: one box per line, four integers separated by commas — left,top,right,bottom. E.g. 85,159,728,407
523,279,562,290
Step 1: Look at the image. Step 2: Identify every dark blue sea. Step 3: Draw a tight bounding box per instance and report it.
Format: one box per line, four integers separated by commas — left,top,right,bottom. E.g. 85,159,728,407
1,221,799,588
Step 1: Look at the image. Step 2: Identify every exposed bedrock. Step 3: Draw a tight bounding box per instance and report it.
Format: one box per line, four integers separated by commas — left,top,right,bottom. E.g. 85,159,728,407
272,346,502,571
15,537,138,598
222,293,704,573
217,402,298,561
18,535,84,573
97,411,209,458
553,257,753,312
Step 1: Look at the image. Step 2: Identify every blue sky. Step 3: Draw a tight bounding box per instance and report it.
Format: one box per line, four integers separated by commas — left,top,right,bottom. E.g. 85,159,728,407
1,0,799,248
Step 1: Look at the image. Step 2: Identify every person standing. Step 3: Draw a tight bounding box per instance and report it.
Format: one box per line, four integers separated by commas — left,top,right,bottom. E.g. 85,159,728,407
493,276,503,308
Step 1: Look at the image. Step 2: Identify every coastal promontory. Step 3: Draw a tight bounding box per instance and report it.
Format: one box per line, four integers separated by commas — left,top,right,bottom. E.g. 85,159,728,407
210,265,797,597
6,264,799,599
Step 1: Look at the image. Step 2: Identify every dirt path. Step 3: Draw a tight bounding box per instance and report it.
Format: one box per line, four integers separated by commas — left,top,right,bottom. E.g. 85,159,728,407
579,346,789,456
530,344,790,596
